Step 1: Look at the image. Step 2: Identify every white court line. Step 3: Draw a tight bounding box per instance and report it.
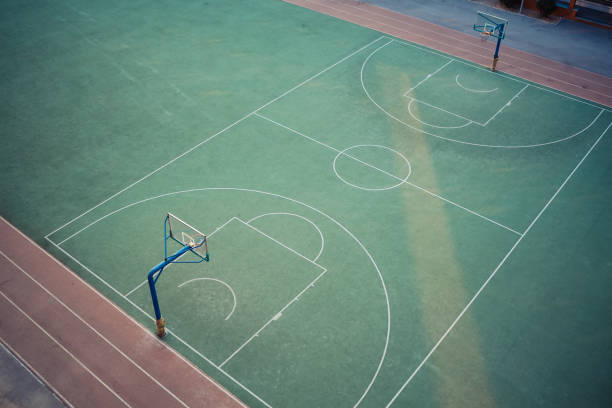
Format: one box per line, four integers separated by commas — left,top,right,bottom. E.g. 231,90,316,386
0,290,132,408
0,250,192,408
0,338,75,408
385,121,611,407
219,267,328,368
44,238,260,408
255,112,522,236
45,35,388,242
402,57,454,96
246,212,325,262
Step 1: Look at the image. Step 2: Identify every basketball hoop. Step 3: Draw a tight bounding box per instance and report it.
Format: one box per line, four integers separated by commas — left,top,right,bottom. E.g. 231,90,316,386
480,30,491,41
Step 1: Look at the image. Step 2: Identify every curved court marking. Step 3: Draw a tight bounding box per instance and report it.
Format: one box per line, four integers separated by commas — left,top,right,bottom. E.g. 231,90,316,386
455,74,498,93
407,98,472,129
56,187,390,408
246,212,325,262
362,40,606,149
333,144,412,191
179,278,237,321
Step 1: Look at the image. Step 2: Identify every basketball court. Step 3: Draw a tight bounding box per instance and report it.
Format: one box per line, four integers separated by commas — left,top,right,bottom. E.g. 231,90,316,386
1,1,611,407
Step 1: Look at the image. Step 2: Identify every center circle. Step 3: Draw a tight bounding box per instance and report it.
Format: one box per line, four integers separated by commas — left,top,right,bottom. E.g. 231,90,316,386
332,144,412,191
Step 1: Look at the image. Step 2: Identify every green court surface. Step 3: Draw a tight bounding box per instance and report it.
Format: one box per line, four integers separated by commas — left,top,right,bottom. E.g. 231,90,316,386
2,1,612,407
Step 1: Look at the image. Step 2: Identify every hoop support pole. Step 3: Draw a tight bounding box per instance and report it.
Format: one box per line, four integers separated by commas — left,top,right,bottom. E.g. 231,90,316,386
147,243,193,337
491,26,504,71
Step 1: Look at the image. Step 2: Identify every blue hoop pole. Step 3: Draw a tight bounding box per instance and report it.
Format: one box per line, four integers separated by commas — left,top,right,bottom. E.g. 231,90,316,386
491,24,505,71
494,33,503,59
147,243,193,336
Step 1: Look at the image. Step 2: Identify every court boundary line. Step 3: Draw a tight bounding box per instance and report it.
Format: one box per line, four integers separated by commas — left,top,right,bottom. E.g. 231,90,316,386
0,290,132,407
32,5,611,406
45,35,388,242
385,120,612,407
45,186,391,408
0,249,193,408
38,30,607,406
254,112,522,236
0,337,75,408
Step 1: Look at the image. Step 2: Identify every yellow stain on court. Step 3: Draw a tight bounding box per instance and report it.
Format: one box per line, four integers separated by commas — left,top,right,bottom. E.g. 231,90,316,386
391,68,498,407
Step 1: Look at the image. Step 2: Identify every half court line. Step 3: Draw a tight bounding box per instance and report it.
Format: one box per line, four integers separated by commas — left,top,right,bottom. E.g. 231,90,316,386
385,121,611,407
254,112,522,236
